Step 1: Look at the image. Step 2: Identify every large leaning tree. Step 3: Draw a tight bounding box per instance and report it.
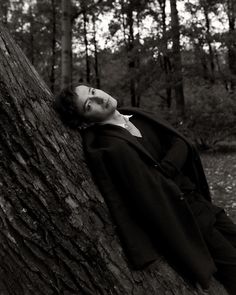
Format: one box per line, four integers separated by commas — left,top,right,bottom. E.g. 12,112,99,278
0,24,228,295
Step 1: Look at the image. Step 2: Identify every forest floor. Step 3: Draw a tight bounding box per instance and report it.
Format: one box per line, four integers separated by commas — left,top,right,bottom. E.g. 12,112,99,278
201,152,236,222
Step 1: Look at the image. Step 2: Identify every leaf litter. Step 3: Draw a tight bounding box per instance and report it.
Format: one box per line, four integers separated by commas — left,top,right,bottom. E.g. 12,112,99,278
201,152,236,222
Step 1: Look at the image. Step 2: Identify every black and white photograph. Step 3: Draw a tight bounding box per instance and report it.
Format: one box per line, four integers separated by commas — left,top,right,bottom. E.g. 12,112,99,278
0,0,236,294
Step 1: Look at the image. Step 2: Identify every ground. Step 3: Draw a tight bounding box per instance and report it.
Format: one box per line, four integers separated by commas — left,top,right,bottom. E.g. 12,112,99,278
201,152,236,222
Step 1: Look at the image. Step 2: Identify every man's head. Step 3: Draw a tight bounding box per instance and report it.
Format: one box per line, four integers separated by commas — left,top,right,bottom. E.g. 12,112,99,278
54,84,117,128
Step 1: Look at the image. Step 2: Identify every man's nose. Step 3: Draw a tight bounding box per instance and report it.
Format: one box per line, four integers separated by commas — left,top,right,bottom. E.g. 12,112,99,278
93,97,104,104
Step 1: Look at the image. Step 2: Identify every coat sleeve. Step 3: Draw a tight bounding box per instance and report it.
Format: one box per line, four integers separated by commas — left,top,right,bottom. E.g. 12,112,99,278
160,136,189,179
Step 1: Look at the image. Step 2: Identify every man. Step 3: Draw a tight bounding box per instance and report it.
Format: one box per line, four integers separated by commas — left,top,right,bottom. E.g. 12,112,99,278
54,84,236,295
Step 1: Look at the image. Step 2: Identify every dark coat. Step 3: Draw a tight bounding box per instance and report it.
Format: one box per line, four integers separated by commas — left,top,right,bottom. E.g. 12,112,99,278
82,107,217,288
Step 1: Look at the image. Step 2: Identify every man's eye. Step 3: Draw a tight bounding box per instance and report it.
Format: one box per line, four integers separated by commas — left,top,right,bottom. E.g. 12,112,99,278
86,103,91,111
91,89,95,95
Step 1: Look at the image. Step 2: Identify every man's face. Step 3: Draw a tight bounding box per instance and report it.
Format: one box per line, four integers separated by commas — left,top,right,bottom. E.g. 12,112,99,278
75,85,117,123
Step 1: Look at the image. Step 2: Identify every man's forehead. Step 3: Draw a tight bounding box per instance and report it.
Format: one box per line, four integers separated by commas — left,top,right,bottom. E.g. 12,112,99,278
75,85,89,112
75,85,89,97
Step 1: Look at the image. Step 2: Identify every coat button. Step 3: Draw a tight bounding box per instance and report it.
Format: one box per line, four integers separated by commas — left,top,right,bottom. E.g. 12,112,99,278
179,193,185,200
154,164,159,168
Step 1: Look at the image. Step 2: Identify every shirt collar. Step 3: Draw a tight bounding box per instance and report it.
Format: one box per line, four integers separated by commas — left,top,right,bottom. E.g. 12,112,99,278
98,114,133,129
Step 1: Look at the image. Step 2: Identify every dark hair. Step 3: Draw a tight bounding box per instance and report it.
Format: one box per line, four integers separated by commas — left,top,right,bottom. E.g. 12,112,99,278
54,84,86,129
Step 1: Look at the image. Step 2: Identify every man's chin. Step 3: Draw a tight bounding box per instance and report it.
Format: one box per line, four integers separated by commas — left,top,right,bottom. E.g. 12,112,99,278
112,101,118,110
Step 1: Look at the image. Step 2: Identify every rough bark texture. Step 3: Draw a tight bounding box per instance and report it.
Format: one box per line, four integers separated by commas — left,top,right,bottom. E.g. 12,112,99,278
0,24,228,295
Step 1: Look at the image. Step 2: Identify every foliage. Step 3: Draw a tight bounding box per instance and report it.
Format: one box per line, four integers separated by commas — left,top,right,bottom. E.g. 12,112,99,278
184,81,236,146
202,152,236,222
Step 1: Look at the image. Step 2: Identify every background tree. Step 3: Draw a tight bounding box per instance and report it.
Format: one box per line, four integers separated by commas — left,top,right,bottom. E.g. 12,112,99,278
226,0,236,91
127,0,137,106
158,0,172,108
0,0,10,25
92,13,101,88
61,0,72,88
170,0,185,118
200,0,216,83
81,0,91,83
50,0,57,93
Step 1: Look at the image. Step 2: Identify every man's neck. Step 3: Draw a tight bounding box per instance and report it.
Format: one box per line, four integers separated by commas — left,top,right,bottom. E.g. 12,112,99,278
102,110,124,125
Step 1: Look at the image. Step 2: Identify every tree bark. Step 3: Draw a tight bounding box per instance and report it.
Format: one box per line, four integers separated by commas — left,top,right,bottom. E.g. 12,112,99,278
61,0,72,88
0,24,228,295
170,0,185,118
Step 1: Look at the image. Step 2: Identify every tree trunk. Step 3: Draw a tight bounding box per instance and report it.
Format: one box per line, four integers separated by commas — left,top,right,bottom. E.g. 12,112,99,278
50,0,56,93
29,4,35,66
0,0,9,25
203,4,215,84
127,0,136,107
92,14,100,89
227,0,236,91
0,24,228,295
158,0,172,108
121,3,128,47
82,1,91,84
193,41,209,80
170,0,185,118
136,11,141,107
61,0,72,88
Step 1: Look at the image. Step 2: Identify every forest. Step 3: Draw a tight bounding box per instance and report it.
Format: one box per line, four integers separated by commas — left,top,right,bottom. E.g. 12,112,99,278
0,0,235,294
1,0,236,146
